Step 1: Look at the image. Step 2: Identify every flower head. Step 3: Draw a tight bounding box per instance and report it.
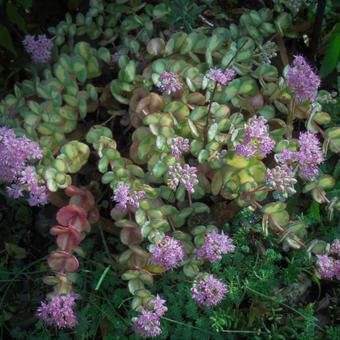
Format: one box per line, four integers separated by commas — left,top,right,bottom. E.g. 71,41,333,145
266,165,297,200
150,236,186,270
317,254,336,280
169,137,190,159
196,232,235,263
0,127,47,206
331,240,340,256
295,131,323,180
167,163,198,193
152,295,168,317
0,127,42,183
236,115,274,158
205,68,236,86
19,166,49,206
158,71,183,94
36,294,78,329
112,182,145,210
286,55,320,103
23,34,53,63
132,310,161,337
132,295,167,337
191,274,228,307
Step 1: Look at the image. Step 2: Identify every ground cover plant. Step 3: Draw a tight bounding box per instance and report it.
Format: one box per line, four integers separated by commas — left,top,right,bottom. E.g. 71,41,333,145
0,0,340,339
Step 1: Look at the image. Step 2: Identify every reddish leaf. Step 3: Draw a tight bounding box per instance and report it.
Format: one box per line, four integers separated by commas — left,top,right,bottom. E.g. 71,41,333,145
48,251,79,272
50,225,82,252
56,204,90,232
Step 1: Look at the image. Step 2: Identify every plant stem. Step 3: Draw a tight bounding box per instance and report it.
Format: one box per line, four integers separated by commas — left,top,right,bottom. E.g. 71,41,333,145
246,286,322,331
187,191,192,206
286,97,296,139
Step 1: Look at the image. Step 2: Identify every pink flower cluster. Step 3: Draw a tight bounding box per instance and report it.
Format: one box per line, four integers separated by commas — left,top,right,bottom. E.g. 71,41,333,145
196,232,235,263
23,34,53,63
167,163,198,193
236,115,275,158
317,240,340,280
191,274,228,307
276,131,323,180
36,294,79,329
169,137,190,159
111,182,145,210
266,165,297,200
150,236,186,270
158,71,183,94
205,68,236,86
0,127,48,206
132,295,167,337
286,55,320,103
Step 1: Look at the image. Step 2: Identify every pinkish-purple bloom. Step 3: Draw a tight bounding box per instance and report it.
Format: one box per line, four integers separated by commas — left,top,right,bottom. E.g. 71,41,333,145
169,137,190,159
19,166,49,206
112,182,145,210
0,127,42,183
275,149,297,165
317,254,336,280
275,132,323,181
150,235,186,271
236,115,274,158
132,295,167,337
23,34,53,63
286,55,320,103
196,232,235,263
152,295,168,317
167,163,198,193
191,274,228,307
36,294,78,329
205,68,236,86
331,240,340,256
296,131,323,180
266,165,297,199
132,310,161,337
158,71,183,94
0,127,47,206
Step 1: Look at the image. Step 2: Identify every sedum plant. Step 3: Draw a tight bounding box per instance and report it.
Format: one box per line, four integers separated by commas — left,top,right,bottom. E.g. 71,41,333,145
0,1,339,337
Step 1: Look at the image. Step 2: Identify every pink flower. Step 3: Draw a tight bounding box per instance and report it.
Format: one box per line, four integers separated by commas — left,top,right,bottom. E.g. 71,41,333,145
23,34,53,63
150,236,186,270
167,163,198,193
205,68,236,86
317,254,336,279
169,137,190,159
266,165,297,200
296,131,323,180
331,240,340,256
286,55,320,103
111,182,145,210
191,274,228,307
158,71,183,94
132,295,167,337
132,310,161,337
37,294,79,329
0,127,47,206
196,232,235,263
236,116,274,158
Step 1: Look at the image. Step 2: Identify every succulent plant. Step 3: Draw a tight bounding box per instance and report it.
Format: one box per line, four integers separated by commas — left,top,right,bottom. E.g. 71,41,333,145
0,2,339,337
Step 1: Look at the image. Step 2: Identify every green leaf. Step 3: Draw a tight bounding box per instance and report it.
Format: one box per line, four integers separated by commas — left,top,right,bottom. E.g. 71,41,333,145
73,57,87,83
97,47,111,63
320,24,340,78
0,24,16,55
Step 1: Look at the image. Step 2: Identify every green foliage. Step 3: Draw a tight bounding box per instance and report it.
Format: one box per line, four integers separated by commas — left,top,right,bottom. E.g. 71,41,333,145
1,0,340,339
